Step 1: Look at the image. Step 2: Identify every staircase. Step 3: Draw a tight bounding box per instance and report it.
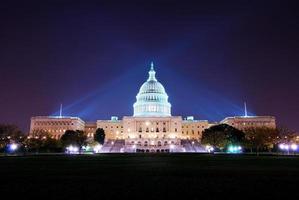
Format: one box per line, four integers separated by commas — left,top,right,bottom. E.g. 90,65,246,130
101,139,125,153
181,140,206,153
110,140,125,153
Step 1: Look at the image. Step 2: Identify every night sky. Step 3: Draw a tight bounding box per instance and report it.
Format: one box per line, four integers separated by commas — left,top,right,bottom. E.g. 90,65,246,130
1,0,298,132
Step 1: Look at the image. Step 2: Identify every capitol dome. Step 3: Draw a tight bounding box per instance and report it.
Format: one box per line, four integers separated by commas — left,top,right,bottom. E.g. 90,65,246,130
133,62,171,117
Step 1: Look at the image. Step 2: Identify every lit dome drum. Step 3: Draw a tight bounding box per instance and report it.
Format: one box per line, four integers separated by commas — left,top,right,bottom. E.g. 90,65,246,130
133,62,171,117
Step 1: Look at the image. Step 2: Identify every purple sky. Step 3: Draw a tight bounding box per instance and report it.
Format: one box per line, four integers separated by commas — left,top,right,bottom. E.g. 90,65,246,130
0,0,298,132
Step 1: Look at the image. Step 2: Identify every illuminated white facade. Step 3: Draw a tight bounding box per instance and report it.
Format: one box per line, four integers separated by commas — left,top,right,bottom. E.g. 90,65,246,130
29,62,276,152
133,62,171,117
30,116,85,139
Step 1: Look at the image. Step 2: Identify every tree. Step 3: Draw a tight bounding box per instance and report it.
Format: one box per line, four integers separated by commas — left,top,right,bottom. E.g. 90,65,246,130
243,127,279,154
60,130,87,148
22,130,62,153
94,128,105,145
22,137,44,152
201,124,245,150
276,126,298,144
41,137,62,152
0,124,24,151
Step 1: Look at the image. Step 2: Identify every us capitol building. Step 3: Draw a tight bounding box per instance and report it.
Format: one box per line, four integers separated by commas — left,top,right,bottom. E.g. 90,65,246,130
30,63,276,152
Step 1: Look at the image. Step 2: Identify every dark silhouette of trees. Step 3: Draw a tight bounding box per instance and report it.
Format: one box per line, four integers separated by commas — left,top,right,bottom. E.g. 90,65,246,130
0,124,24,151
201,124,245,150
94,128,105,145
243,127,279,154
60,130,87,148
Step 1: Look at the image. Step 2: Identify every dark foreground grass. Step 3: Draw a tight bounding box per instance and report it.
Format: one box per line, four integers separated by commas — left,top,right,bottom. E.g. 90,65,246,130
0,154,299,199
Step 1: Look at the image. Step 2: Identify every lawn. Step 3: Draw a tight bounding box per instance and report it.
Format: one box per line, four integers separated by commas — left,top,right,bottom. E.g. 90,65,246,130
0,154,298,198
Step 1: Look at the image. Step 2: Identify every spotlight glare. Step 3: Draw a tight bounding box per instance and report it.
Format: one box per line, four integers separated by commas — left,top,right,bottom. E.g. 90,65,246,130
291,144,298,151
9,143,18,151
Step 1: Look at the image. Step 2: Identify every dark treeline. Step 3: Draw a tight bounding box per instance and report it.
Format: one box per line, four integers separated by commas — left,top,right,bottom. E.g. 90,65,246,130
0,124,105,153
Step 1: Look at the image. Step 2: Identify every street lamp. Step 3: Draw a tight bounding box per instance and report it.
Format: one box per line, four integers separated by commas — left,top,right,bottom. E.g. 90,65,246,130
279,143,297,155
8,143,18,152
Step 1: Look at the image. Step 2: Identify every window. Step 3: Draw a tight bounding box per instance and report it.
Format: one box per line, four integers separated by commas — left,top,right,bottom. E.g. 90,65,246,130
156,128,159,132
158,141,162,146
175,128,177,132
139,127,142,132
146,127,149,132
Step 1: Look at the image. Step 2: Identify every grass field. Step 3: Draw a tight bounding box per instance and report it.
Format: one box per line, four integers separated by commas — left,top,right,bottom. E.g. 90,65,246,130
0,154,299,198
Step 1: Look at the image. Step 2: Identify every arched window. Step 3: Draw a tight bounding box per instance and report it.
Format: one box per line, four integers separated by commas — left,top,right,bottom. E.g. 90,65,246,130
146,127,149,132
156,128,159,132
163,127,166,132
139,127,142,132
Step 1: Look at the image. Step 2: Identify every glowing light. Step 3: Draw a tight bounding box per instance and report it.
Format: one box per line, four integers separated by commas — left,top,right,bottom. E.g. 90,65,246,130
205,145,214,153
93,145,102,153
227,145,242,153
66,145,79,154
145,121,150,126
291,144,298,150
279,144,285,150
279,143,298,152
9,143,18,151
